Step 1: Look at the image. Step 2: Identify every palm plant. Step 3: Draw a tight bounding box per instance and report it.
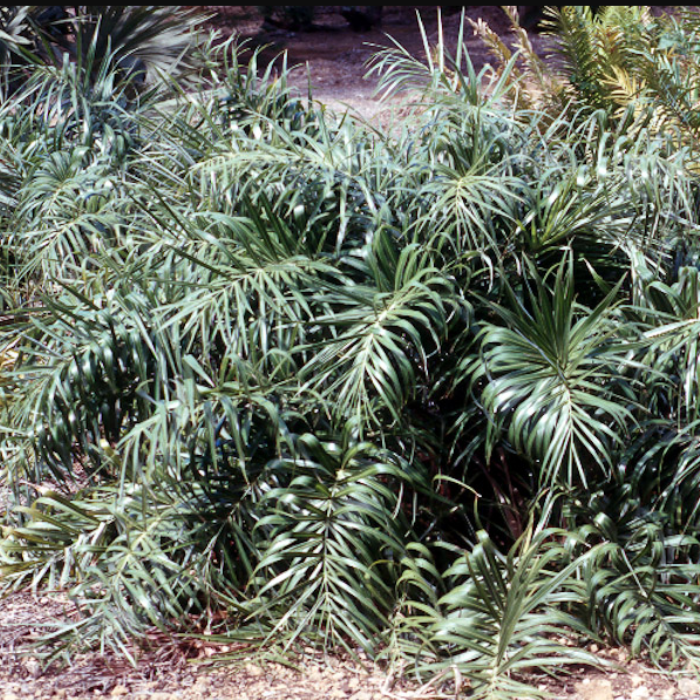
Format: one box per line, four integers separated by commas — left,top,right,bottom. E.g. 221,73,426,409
242,429,426,656
389,522,601,700
6,9,700,697
465,257,635,488
66,6,206,87
478,6,700,150
0,7,206,98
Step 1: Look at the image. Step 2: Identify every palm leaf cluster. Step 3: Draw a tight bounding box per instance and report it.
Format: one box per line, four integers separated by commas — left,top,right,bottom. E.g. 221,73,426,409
3,7,700,697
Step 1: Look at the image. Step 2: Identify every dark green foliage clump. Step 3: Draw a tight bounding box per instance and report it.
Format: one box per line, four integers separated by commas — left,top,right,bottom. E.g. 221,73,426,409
3,6,700,698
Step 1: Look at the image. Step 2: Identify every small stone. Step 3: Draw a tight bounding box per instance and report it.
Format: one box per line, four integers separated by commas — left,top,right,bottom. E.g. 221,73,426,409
678,677,700,695
575,679,613,700
4,693,20,700
630,686,650,699
22,658,41,679
630,674,644,688
110,687,128,697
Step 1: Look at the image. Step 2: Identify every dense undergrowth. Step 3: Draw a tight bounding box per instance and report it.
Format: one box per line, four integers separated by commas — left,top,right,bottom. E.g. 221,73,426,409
3,6,700,698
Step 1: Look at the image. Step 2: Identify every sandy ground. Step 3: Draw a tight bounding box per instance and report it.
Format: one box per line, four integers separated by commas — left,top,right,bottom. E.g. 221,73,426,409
203,6,556,122
0,589,692,700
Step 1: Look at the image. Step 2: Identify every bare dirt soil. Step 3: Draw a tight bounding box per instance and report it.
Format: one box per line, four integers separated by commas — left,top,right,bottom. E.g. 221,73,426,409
0,588,691,700
204,6,556,123
0,7,696,700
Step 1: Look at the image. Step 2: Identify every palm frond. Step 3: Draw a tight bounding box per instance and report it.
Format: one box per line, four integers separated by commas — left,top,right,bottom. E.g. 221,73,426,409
302,236,458,430
467,258,635,488
241,429,426,657
391,525,600,699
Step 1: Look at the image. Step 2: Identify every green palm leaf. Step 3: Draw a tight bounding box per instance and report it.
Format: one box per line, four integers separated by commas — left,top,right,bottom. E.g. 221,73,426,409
244,429,425,656
470,257,635,487
302,235,458,428
392,525,600,699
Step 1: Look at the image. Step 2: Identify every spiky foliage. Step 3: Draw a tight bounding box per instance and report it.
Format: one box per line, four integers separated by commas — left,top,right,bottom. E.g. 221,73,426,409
476,6,700,148
468,6,566,115
465,6,700,151
0,6,206,100
5,10,700,698
389,524,601,700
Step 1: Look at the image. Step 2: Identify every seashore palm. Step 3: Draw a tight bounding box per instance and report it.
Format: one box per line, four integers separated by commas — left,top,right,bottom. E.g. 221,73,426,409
2,7,700,697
